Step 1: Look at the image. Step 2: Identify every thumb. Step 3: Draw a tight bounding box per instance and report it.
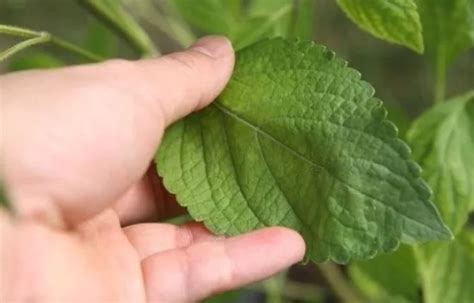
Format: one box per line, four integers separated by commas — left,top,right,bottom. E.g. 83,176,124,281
2,36,234,226
133,36,235,125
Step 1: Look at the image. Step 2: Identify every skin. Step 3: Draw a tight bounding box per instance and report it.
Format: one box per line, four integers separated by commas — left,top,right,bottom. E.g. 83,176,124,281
0,36,305,302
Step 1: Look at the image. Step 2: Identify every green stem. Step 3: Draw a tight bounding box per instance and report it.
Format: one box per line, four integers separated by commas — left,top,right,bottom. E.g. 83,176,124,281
262,272,287,303
318,263,366,303
434,56,446,104
248,279,323,301
0,33,50,62
77,0,159,57
0,24,103,62
49,36,103,62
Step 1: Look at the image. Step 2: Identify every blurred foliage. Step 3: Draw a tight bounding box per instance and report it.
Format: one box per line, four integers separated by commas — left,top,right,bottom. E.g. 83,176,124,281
348,245,419,303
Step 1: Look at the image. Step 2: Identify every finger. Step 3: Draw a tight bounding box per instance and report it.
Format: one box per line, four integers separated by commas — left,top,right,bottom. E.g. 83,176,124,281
142,227,305,302
3,36,234,227
124,222,218,259
113,166,184,226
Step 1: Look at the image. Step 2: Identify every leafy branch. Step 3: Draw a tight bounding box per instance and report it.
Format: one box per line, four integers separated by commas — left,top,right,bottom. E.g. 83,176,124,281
0,24,103,62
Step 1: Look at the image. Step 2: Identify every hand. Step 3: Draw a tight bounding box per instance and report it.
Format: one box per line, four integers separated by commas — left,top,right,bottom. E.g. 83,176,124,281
0,36,305,302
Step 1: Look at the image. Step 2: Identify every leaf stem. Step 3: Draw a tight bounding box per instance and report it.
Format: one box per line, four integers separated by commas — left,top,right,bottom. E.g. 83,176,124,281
0,33,50,62
434,56,446,104
77,0,159,57
0,24,103,62
262,271,287,303
248,278,324,301
318,263,366,303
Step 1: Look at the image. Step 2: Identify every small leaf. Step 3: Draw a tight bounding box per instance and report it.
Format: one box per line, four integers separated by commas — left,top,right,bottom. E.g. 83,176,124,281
247,0,293,37
418,0,474,67
174,0,239,35
407,91,474,234
336,0,424,53
349,245,419,302
291,0,316,40
8,52,63,71
83,23,117,58
156,38,451,263
419,230,474,303
248,0,316,40
233,5,292,50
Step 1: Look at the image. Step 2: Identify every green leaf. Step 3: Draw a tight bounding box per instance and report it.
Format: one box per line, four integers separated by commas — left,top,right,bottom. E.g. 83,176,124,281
348,245,419,303
78,0,158,56
233,4,293,50
247,0,316,40
336,0,424,53
407,91,474,234
203,290,241,303
291,0,316,40
83,23,117,58
174,0,240,35
419,229,474,303
247,0,293,37
7,52,64,71
156,38,451,264
418,0,474,67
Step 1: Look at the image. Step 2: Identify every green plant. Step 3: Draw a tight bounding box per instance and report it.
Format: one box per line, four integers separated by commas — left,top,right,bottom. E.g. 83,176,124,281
1,1,472,302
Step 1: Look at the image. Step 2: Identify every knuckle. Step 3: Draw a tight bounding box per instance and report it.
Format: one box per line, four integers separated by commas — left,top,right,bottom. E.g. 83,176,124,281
164,50,213,76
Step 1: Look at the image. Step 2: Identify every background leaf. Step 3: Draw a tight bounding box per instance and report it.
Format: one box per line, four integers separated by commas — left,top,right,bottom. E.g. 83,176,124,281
348,245,419,303
173,0,240,36
157,38,451,264
418,0,474,67
419,229,474,303
336,0,424,53
83,22,117,58
407,91,474,234
7,51,63,71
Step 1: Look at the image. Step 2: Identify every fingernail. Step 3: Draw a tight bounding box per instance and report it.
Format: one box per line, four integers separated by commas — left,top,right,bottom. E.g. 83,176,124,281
191,36,233,58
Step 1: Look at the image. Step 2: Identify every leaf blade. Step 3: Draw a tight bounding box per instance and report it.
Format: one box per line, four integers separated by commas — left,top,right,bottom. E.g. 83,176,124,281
407,91,474,234
157,38,451,263
336,0,424,52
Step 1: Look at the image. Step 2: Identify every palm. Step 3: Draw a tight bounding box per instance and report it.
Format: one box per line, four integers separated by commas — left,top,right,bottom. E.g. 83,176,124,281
1,38,304,302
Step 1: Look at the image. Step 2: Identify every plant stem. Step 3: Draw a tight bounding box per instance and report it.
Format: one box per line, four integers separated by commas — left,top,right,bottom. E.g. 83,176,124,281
248,279,324,301
77,0,159,57
49,36,103,62
318,263,366,303
434,56,446,104
262,271,287,303
0,33,50,62
0,24,103,62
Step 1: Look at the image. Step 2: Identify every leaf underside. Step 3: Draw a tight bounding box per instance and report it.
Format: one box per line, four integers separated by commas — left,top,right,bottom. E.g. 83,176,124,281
156,38,451,264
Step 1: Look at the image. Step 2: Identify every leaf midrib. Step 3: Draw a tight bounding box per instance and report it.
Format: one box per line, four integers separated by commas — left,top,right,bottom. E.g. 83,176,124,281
212,102,450,238
212,102,326,173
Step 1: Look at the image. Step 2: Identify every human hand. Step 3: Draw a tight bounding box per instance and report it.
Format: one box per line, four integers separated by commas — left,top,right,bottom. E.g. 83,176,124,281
0,36,305,302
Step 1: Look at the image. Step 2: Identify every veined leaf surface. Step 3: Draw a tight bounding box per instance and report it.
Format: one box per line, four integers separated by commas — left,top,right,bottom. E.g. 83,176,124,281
156,38,451,263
